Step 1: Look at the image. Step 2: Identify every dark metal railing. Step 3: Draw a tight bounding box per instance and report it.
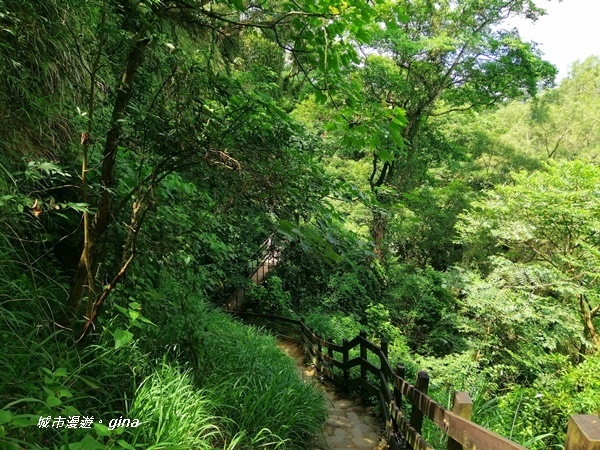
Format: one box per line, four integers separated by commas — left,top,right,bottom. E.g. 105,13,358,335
223,234,281,311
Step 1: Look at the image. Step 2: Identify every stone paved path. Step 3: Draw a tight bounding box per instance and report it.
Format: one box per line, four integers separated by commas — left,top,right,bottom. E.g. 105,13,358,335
278,341,389,450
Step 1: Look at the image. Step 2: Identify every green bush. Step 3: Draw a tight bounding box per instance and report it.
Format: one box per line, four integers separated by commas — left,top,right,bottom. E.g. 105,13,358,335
126,362,219,449
113,268,328,450
192,303,328,449
303,309,362,342
244,276,294,316
0,246,327,450
380,263,464,356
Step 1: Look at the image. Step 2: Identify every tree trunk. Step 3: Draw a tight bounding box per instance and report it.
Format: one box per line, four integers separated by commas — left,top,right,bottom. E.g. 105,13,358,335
579,294,600,351
65,33,151,323
371,208,387,261
368,111,424,261
78,182,154,340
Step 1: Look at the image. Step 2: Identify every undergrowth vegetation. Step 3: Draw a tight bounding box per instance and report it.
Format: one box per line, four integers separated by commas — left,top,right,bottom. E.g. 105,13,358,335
0,226,326,449
0,286,327,449
2,1,600,449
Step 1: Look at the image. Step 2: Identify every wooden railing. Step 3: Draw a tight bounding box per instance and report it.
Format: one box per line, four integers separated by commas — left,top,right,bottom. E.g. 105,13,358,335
231,311,600,450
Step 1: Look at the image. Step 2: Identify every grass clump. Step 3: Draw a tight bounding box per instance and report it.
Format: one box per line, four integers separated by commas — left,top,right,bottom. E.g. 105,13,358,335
125,361,219,449
0,262,328,450
147,293,328,450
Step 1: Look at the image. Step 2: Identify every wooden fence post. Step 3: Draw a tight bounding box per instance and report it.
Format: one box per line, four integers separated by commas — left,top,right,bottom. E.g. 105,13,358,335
394,363,405,409
316,334,323,370
447,391,473,450
360,330,367,380
381,339,388,360
390,363,406,445
410,370,430,434
565,415,600,450
342,338,349,382
328,337,334,361
299,318,305,351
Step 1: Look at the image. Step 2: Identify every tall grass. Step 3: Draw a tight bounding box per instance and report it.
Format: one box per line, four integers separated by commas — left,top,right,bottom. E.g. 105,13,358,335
2,290,328,449
1,214,327,450
126,362,219,449
171,299,328,449
135,271,329,449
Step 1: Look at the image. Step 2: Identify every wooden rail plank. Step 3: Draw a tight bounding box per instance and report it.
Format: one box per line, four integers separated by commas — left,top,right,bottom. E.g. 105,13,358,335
379,389,391,423
329,371,346,387
360,379,380,396
357,336,388,363
345,357,387,377
393,377,527,450
344,378,363,389
377,370,392,404
345,334,362,349
361,359,382,377
346,357,363,370
325,341,345,353
448,392,473,450
442,412,528,450
301,325,322,344
321,353,345,370
381,357,395,380
411,371,430,434
344,377,378,395
390,402,434,450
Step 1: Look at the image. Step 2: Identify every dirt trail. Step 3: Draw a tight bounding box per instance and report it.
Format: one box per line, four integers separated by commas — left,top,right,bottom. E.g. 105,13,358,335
278,341,389,450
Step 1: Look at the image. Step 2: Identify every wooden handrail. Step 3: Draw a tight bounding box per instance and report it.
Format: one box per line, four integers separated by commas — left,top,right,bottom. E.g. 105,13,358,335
230,311,600,450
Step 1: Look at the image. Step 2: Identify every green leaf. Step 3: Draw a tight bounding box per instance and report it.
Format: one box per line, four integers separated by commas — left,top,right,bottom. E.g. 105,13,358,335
385,18,399,31
315,90,328,104
0,410,13,424
230,0,244,11
73,433,106,450
355,28,371,43
117,440,136,450
10,414,39,427
114,329,134,349
62,406,81,417
54,367,68,377
79,377,100,390
42,386,54,397
139,316,157,326
59,389,73,398
378,148,394,162
94,422,111,437
46,395,62,407
114,305,129,315
324,121,337,131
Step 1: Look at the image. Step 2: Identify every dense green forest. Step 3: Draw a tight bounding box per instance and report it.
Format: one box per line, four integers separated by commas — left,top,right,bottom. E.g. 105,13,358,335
1,0,599,448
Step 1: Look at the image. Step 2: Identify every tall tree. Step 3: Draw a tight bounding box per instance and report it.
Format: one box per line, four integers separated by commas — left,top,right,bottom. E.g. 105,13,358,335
499,56,600,161
457,161,600,351
57,0,404,331
358,0,556,258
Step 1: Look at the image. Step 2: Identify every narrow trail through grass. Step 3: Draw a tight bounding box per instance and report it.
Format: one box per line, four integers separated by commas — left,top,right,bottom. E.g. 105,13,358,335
277,341,389,450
